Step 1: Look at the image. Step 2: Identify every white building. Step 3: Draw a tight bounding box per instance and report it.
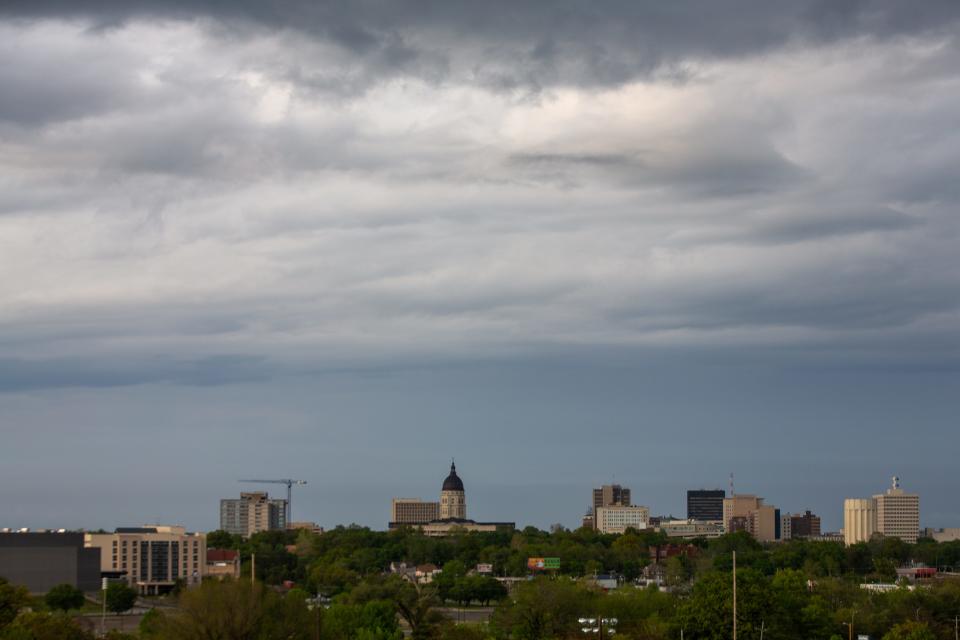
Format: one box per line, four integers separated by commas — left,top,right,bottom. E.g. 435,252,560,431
594,505,649,534
780,513,792,541
874,477,920,544
844,498,877,546
658,519,724,539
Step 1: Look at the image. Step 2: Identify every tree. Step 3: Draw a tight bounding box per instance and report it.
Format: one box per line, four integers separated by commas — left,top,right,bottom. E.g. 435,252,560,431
206,530,238,550
882,621,936,640
138,608,166,639
44,584,85,613
0,611,94,640
491,577,596,640
105,582,137,630
0,578,30,630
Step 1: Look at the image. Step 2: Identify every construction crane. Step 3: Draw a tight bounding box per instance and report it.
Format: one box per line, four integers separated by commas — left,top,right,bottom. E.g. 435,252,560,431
239,479,307,525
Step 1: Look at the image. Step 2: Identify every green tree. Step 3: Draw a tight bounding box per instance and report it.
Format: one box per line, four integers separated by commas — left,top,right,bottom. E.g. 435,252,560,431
138,608,166,639
0,578,30,630
105,582,137,631
491,577,596,640
0,611,93,640
44,584,85,613
206,530,238,549
882,621,936,640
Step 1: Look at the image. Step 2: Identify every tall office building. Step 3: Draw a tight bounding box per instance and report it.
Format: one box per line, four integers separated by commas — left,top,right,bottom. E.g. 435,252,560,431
723,494,778,542
874,476,920,543
392,498,440,524
687,489,725,521
844,498,876,546
843,477,919,545
790,510,822,538
84,526,206,595
220,492,287,537
593,484,631,511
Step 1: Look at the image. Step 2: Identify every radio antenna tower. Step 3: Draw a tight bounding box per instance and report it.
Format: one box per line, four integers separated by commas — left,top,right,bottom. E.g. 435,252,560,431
729,472,735,496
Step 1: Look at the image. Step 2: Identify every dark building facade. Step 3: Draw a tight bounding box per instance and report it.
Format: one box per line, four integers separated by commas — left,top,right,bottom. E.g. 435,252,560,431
790,510,822,538
687,489,725,521
0,532,101,593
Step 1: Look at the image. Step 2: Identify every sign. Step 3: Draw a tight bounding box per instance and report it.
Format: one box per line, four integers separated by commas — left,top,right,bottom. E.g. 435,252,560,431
527,557,561,571
476,563,493,574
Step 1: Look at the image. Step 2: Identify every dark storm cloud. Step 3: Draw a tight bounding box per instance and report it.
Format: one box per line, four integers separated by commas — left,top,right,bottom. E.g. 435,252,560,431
3,1,960,93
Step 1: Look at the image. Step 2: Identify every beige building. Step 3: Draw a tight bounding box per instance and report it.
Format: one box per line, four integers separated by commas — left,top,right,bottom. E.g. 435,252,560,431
595,505,650,534
391,499,440,525
723,494,777,542
658,519,724,539
288,522,325,535
420,521,514,537
439,463,466,519
923,528,960,543
220,492,287,538
875,477,920,543
84,526,206,594
844,498,877,546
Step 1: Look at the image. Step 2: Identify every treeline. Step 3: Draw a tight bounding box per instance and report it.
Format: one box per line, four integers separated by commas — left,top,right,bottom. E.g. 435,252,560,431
208,525,960,591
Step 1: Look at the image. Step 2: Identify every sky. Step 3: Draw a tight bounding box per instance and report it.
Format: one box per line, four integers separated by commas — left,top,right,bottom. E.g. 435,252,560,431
1,1,959,534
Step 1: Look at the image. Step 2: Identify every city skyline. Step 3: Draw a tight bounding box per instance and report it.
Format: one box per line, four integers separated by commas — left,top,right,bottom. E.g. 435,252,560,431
2,2,959,536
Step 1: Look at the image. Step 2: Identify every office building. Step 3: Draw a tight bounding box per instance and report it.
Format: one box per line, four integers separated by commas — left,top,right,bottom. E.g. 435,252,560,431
723,494,778,542
790,511,822,538
392,498,441,525
0,531,101,594
687,489,725,521
874,476,920,543
84,525,206,595
844,498,877,546
593,485,631,511
594,505,650,534
780,513,792,541
220,492,287,537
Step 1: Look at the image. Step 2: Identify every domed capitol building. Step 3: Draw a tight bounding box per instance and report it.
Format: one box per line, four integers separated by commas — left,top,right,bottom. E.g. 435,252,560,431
389,462,515,536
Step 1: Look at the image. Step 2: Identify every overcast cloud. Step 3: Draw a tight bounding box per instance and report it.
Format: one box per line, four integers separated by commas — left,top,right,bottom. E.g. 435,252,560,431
1,2,958,531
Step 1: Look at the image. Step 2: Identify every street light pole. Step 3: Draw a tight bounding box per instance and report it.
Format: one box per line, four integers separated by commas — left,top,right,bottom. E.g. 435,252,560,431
100,577,107,638
733,551,737,640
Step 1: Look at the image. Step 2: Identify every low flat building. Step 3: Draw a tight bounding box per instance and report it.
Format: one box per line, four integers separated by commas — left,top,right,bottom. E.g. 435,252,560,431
595,505,649,534
417,518,515,537
206,549,240,580
658,519,724,539
0,532,101,594
84,525,206,595
923,528,960,543
287,522,324,535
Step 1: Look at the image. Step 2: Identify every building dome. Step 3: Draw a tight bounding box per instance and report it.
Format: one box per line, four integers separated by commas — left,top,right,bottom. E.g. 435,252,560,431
442,462,464,492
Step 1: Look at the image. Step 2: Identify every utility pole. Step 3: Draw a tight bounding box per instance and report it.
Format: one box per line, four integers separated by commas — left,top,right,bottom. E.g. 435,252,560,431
251,553,256,583
733,551,737,640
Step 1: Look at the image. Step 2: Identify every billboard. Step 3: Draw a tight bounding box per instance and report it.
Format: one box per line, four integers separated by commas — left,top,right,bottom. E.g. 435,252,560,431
527,557,561,571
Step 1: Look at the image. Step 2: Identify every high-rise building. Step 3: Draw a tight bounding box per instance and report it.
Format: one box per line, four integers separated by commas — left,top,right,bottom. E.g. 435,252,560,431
591,484,631,530
593,485,631,511
595,505,650,534
844,498,877,546
780,513,793,540
844,477,920,545
84,525,206,595
874,476,920,543
723,494,778,542
392,498,440,525
220,492,287,537
439,462,467,520
687,489,725,521
790,511,822,538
